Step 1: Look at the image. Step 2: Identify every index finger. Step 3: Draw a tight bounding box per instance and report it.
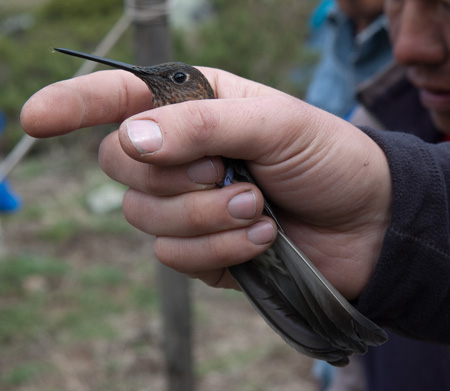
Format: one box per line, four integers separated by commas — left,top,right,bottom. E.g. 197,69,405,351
20,70,152,138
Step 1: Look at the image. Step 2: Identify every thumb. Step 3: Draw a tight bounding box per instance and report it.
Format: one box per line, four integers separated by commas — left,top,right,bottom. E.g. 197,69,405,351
117,93,308,166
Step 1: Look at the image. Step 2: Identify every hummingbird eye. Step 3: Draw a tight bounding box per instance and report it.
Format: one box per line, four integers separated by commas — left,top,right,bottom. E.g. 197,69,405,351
172,72,188,84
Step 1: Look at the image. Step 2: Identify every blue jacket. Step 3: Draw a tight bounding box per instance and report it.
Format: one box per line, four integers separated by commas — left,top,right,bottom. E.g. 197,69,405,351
305,8,392,118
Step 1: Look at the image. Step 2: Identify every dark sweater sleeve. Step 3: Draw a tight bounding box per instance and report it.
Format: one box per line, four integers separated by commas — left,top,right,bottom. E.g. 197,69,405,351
355,127,450,344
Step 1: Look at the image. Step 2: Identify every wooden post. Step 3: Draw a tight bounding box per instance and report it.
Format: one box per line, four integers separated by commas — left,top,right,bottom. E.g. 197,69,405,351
157,268,194,390
131,1,195,390
133,0,172,65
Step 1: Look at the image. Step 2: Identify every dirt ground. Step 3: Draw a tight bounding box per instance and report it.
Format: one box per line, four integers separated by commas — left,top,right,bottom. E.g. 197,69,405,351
1,141,319,391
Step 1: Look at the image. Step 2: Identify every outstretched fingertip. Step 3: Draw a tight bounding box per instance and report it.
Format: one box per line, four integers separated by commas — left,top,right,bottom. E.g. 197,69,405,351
20,92,48,138
20,82,86,138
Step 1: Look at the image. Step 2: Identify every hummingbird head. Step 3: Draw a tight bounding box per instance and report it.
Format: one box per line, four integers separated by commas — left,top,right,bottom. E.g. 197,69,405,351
133,62,216,107
54,48,216,107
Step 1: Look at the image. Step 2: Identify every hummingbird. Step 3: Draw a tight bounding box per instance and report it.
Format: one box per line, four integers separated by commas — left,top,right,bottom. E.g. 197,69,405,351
54,47,388,366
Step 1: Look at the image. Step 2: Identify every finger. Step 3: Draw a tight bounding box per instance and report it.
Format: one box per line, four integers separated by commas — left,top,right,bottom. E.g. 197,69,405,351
20,67,275,139
117,94,300,166
21,70,151,137
153,218,276,273
99,131,225,194
122,184,266,237
185,269,239,290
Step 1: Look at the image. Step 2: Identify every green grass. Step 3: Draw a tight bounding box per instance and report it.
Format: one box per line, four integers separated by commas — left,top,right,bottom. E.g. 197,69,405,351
37,218,81,242
2,361,53,387
0,251,160,388
0,253,158,344
0,255,69,296
0,304,44,344
197,348,264,375
80,264,124,287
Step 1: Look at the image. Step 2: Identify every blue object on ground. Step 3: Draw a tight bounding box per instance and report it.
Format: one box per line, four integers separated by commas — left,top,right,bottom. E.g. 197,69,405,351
0,179,22,212
0,111,22,213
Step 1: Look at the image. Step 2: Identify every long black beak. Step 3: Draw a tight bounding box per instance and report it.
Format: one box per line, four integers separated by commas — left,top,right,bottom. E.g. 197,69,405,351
54,47,144,75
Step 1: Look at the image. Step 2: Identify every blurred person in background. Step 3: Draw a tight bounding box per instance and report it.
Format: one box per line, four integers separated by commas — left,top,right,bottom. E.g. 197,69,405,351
306,0,391,119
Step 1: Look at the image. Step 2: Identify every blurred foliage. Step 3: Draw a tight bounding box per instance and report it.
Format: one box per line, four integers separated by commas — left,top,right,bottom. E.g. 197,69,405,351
38,0,123,19
0,0,128,149
174,0,317,94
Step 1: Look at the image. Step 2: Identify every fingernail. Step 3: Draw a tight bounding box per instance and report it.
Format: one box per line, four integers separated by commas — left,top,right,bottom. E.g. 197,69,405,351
227,191,256,220
248,221,275,245
127,120,162,154
187,159,218,185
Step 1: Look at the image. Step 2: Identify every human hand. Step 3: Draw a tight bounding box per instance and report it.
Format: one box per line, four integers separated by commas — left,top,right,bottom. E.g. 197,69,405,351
21,67,392,299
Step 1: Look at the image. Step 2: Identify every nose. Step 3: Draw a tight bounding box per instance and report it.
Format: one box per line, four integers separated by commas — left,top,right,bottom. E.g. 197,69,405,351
391,2,446,66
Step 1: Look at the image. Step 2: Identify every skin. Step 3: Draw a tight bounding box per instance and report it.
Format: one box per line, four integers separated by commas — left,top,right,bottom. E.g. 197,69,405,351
20,68,392,300
386,0,450,134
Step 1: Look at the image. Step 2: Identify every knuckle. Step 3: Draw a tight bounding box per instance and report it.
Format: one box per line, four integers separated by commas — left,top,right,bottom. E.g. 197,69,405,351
181,101,218,144
181,193,215,231
142,165,164,194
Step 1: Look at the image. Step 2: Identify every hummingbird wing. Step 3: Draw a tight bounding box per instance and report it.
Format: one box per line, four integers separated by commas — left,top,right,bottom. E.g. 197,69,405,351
223,159,388,366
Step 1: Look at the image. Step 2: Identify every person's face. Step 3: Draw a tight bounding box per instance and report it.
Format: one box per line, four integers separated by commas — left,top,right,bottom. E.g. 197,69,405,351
386,0,450,133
